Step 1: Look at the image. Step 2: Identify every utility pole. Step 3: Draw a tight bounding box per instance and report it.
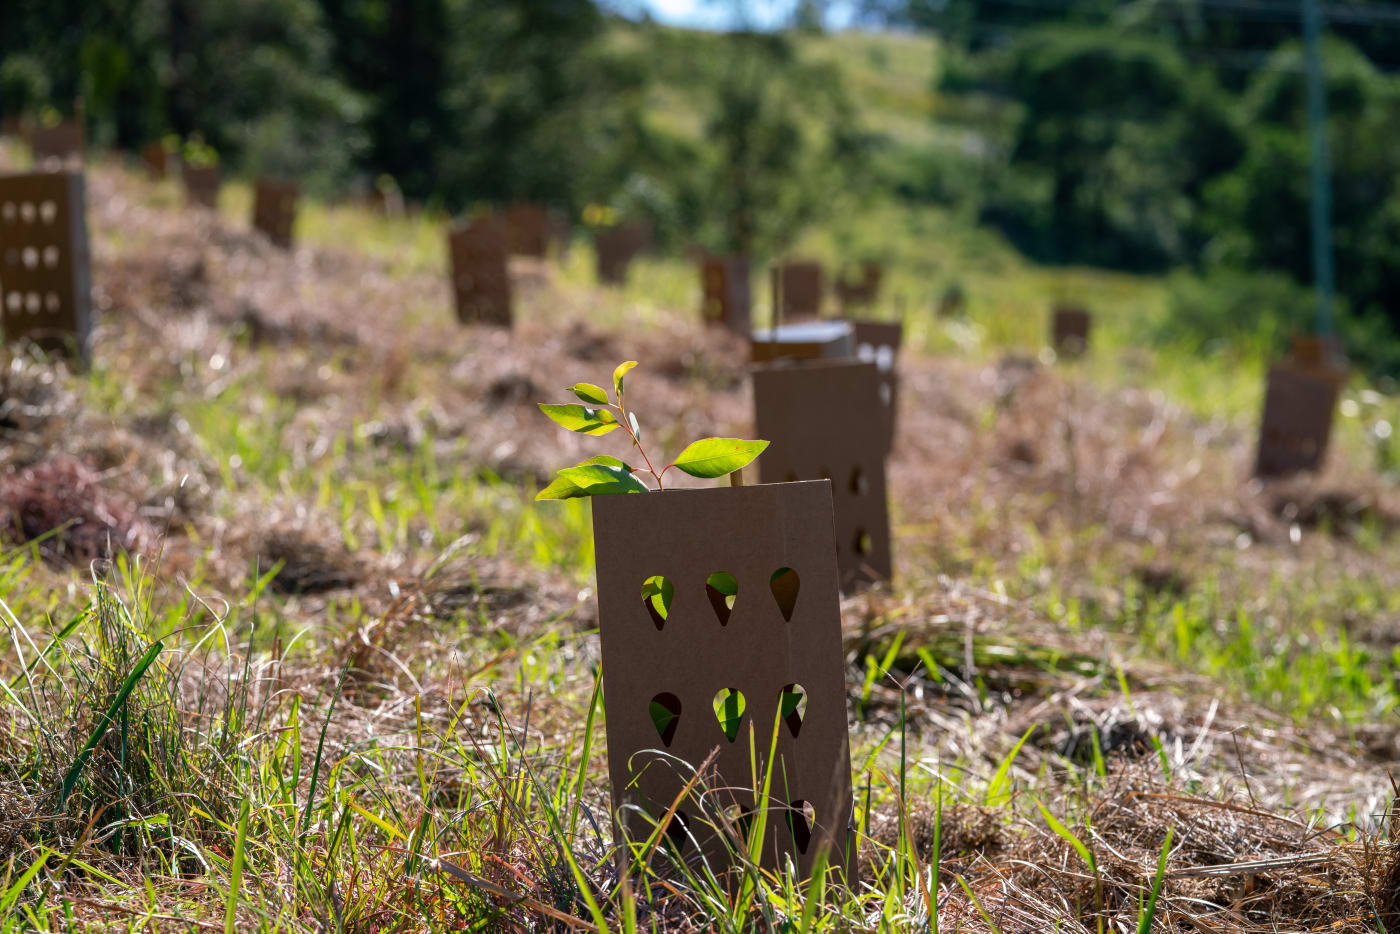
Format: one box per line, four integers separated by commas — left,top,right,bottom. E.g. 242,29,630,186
1302,0,1335,336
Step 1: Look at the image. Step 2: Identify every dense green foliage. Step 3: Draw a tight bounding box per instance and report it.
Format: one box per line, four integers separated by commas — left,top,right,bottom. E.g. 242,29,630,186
0,0,866,257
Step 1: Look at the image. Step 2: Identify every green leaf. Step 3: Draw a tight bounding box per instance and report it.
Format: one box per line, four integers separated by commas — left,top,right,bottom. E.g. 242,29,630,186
705,571,737,596
538,403,619,436
670,438,770,479
557,464,650,496
613,360,638,396
641,574,674,619
569,382,610,405
1137,827,1173,934
985,725,1035,808
60,641,164,808
536,457,638,501
1035,799,1096,874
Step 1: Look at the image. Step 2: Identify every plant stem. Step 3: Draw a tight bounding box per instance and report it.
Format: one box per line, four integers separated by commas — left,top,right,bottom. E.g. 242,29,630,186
611,398,664,489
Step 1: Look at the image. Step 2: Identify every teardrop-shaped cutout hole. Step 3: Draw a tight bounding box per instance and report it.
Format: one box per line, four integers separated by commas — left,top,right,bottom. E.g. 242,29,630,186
663,810,692,853
770,567,800,622
779,683,807,737
786,800,815,854
705,571,738,626
854,529,872,556
712,688,747,742
649,692,682,746
641,574,674,630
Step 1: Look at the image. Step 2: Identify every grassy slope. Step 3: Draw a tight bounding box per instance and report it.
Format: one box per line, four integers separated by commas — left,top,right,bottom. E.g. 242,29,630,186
0,26,1398,931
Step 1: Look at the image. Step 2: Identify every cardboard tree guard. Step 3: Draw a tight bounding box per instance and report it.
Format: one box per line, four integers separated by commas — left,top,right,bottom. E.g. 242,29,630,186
834,262,882,311
753,360,893,590
770,261,824,325
592,482,856,880
183,165,221,210
0,171,92,361
28,122,84,171
141,142,170,180
595,222,652,285
252,179,299,249
506,203,551,258
851,320,903,453
1253,337,1348,479
1051,305,1091,357
750,320,854,364
447,216,512,327
700,255,751,337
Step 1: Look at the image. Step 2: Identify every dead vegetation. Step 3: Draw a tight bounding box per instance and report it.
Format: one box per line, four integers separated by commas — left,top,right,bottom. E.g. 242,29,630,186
0,154,1396,930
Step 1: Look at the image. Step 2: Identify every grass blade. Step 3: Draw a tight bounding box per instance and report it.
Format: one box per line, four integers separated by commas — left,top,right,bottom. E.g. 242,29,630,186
1137,827,1173,934
58,640,164,809
225,796,251,934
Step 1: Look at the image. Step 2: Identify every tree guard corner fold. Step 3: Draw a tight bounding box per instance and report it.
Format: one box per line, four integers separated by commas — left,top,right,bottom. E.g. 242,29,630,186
1052,305,1091,356
447,216,512,328
700,255,751,337
182,165,221,210
252,179,300,249
0,171,92,362
591,483,857,882
770,260,824,325
752,360,893,591
851,320,903,454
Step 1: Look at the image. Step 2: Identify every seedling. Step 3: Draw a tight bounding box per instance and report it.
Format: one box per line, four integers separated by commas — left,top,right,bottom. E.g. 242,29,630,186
536,360,768,499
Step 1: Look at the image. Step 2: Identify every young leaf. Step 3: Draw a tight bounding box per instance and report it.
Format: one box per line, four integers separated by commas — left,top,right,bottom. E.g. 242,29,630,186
536,456,637,501
1035,799,1096,874
628,411,641,443
569,382,610,405
557,463,650,495
613,360,638,396
538,403,619,436
985,725,1035,808
670,438,770,479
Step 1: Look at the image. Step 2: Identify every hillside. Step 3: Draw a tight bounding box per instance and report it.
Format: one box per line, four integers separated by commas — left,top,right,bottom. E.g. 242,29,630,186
0,135,1398,929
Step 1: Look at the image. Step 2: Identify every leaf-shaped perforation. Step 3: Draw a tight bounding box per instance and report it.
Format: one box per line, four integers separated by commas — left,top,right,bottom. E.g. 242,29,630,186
712,688,747,742
769,567,800,622
641,574,674,630
705,571,738,626
649,692,682,746
663,810,692,853
779,683,807,738
786,800,815,854
854,529,872,556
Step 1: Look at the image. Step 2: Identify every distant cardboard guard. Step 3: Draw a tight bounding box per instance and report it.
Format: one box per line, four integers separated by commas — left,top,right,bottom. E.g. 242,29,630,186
0,171,93,361
252,179,299,249
770,261,824,325
1052,305,1091,357
1254,336,1347,479
700,255,751,337
448,216,512,327
753,359,893,590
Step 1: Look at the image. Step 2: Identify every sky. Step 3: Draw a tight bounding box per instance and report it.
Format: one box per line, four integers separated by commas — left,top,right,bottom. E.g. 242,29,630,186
616,1,859,31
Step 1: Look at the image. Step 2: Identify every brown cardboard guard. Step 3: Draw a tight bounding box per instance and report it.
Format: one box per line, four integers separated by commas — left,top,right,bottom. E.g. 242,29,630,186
851,320,903,452
447,216,512,327
834,262,882,311
141,142,171,180
592,482,856,881
506,203,550,258
750,320,853,364
595,222,652,285
700,255,751,337
1052,306,1091,357
28,122,84,171
0,171,92,360
770,261,824,324
183,165,221,210
253,179,299,249
1254,350,1346,480
753,360,893,590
